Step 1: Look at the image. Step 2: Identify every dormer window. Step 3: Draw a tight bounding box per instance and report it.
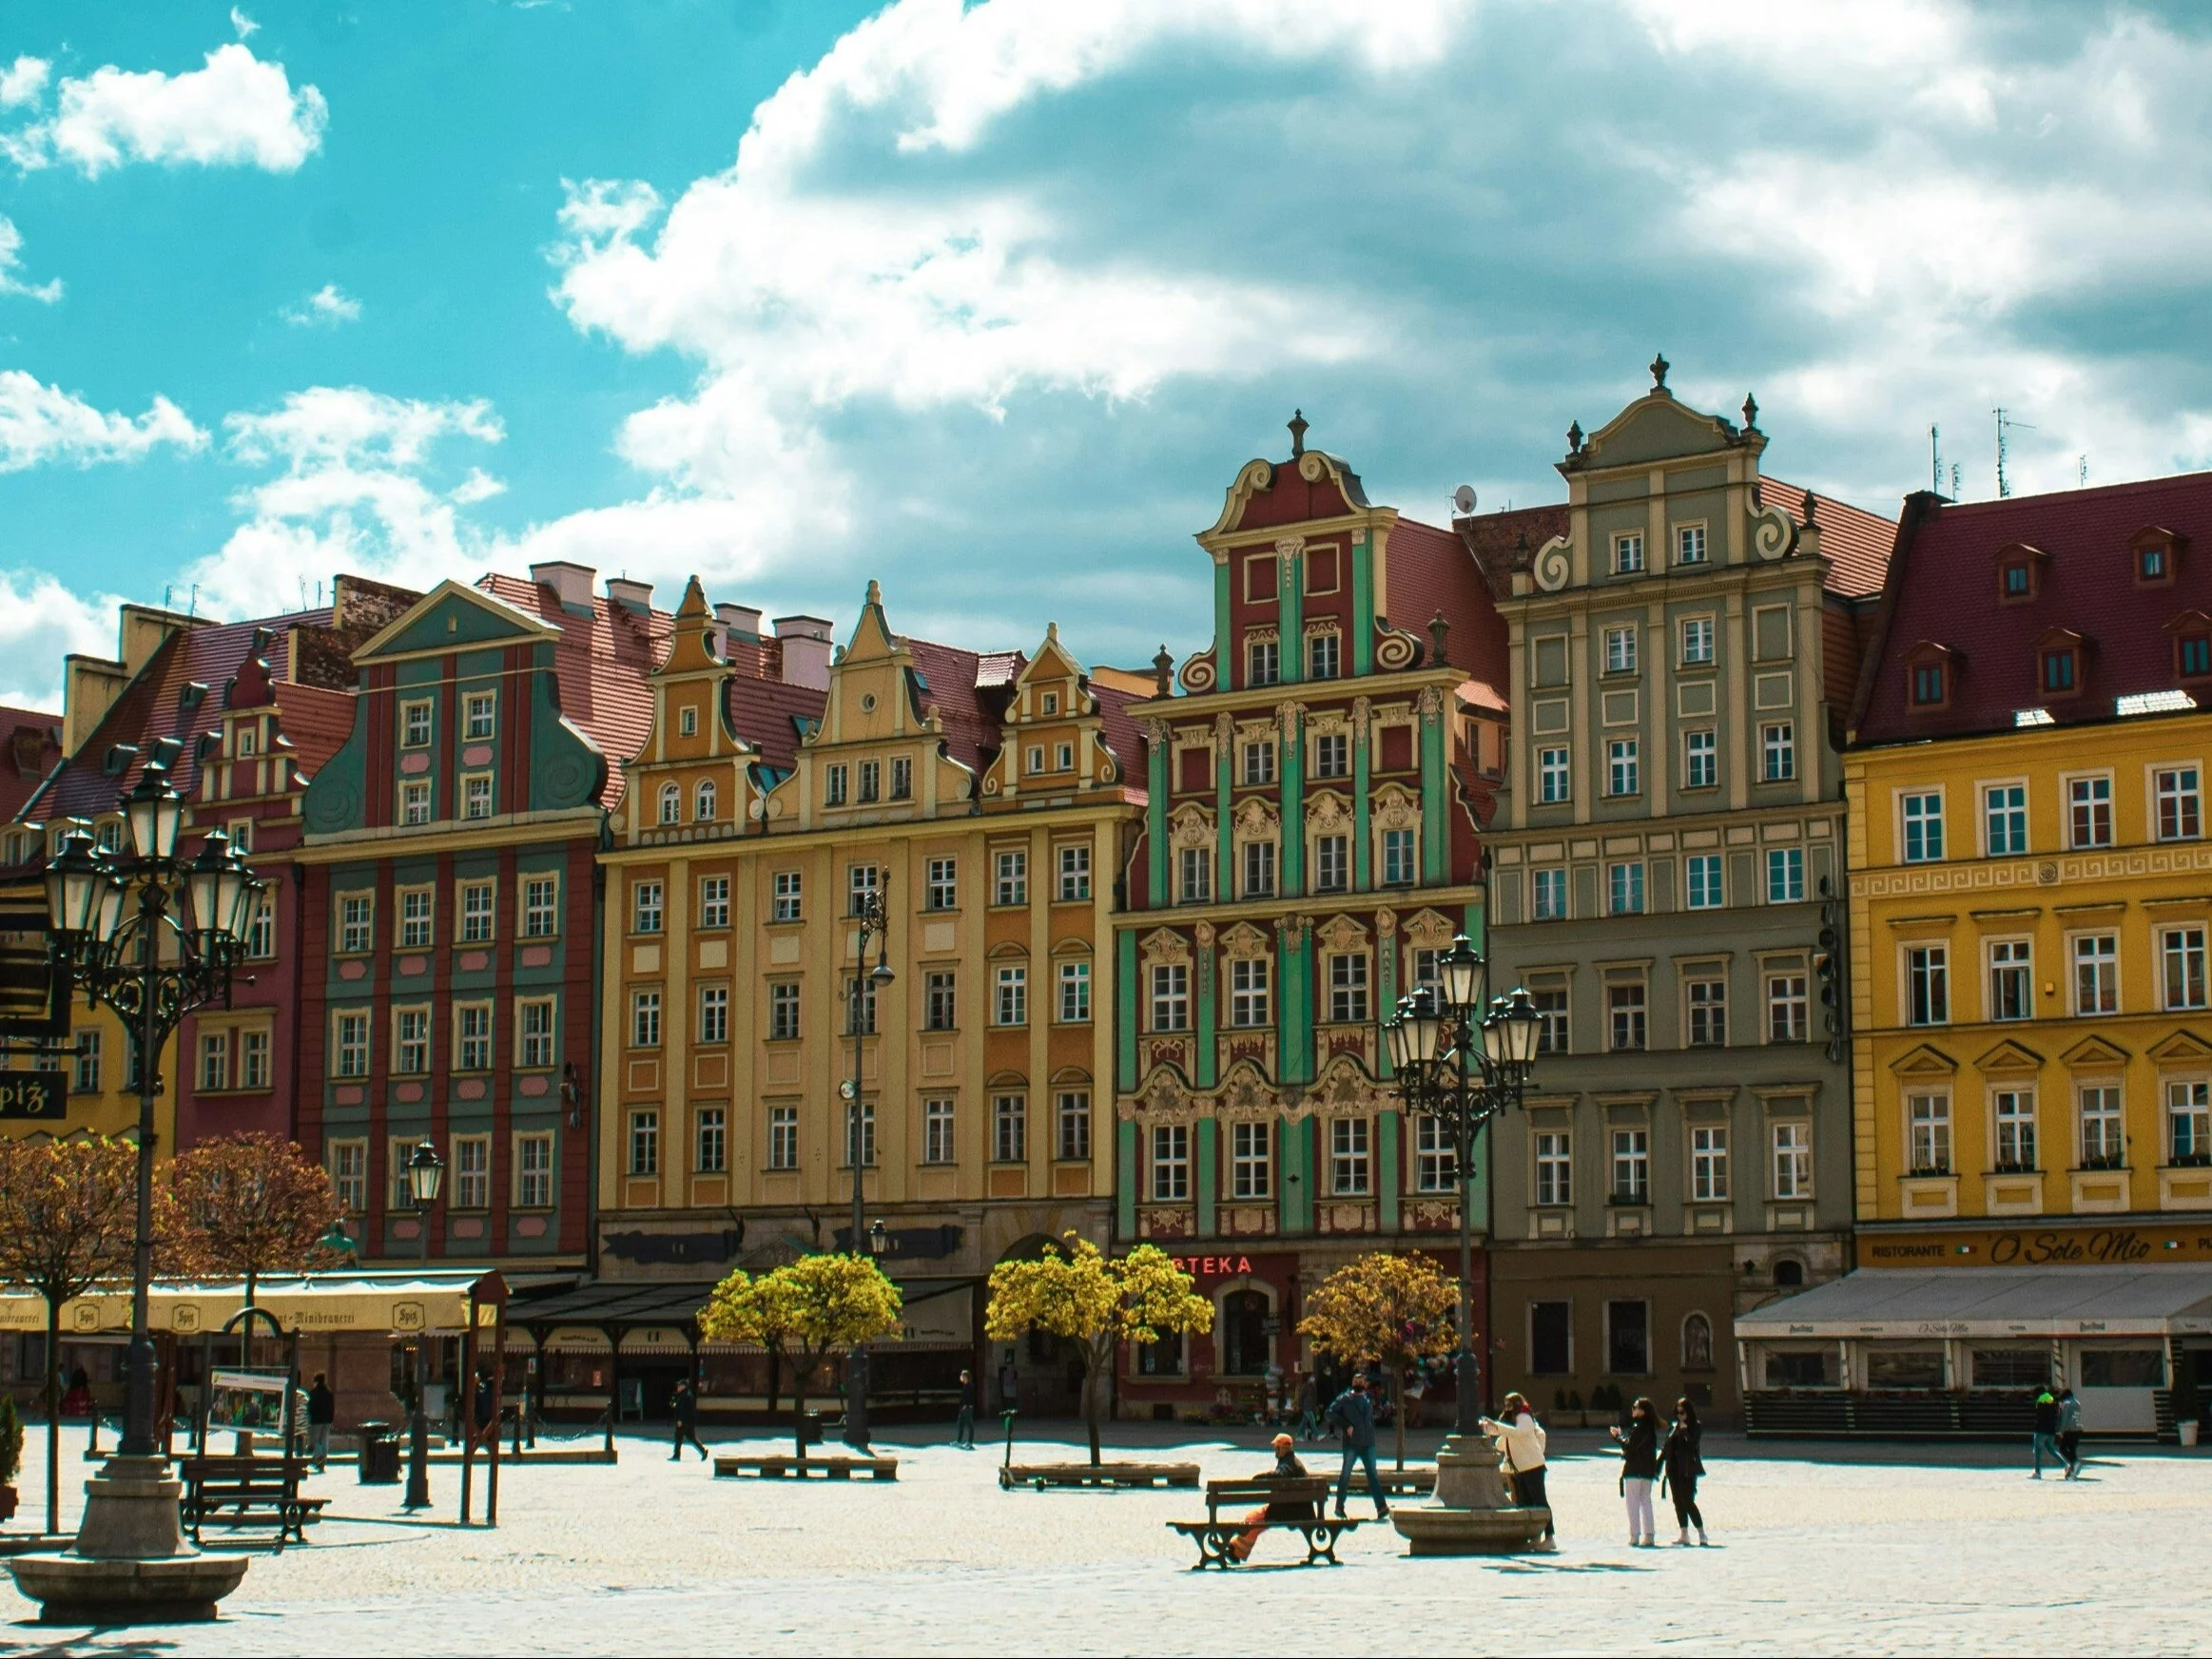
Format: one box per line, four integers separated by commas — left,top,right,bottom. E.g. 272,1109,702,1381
1905,642,1956,710
2168,611,2212,682
2041,648,2075,693
2035,627,2086,700
1041,693,1057,715
2002,563,2030,598
1994,542,2047,604
2133,526,2183,586
1913,665,1945,704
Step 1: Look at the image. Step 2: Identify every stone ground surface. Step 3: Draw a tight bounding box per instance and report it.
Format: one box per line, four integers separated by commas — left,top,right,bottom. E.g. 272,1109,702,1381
2,1419,2206,1655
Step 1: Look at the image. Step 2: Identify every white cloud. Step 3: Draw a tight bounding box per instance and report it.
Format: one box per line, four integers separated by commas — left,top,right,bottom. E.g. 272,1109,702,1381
0,215,61,302
0,370,204,473
230,8,261,41
0,56,49,110
0,570,127,710
282,282,361,327
8,43,326,176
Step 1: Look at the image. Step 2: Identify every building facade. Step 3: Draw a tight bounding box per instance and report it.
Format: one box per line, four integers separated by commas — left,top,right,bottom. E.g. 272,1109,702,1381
1483,366,1892,1425
1112,417,1519,1419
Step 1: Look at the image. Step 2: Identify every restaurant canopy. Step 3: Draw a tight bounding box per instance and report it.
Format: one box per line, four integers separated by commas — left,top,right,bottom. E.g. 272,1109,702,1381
0,1269,507,1338
1734,1265,2212,1341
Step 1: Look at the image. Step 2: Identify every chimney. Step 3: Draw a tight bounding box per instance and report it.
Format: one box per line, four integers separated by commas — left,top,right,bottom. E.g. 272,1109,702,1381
775,614,835,691
715,604,764,643
530,561,595,615
606,576,654,617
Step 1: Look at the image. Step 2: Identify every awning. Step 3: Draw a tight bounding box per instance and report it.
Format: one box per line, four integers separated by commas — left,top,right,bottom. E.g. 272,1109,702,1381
512,1276,977,1346
0,1270,506,1338
1735,1265,2212,1341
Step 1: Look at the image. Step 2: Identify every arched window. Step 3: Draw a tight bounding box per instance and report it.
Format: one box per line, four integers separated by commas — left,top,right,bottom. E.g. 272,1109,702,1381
1680,1311,1714,1372
695,779,717,822
1773,1258,1805,1289
1220,1288,1271,1376
658,783,680,825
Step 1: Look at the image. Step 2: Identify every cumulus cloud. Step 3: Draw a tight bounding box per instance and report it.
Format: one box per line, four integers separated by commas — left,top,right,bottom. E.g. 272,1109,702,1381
282,282,361,327
0,56,49,110
230,8,261,40
0,370,205,473
0,216,61,302
0,570,129,710
7,43,326,176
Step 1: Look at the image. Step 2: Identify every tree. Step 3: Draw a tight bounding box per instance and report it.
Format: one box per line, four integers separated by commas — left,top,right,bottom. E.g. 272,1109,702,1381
167,1132,347,1309
697,1254,902,1460
0,1136,138,1534
984,1233,1212,1466
1298,1250,1458,1469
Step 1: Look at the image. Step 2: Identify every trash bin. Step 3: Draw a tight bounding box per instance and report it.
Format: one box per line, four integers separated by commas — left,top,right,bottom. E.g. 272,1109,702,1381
357,1420,401,1484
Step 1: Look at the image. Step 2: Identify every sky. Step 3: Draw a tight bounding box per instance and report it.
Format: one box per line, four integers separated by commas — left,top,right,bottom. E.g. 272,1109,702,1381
1,0,2209,710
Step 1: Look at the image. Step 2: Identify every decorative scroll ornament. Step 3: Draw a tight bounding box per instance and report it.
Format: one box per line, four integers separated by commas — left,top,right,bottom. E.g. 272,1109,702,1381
1532,534,1574,593
1180,646,1218,694
1373,618,1421,672
1751,501,1798,562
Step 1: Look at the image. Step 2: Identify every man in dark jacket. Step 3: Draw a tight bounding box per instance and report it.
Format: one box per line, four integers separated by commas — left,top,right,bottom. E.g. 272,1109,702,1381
954,1368,978,1449
669,1378,708,1461
2030,1388,2061,1478
306,1373,336,1472
1326,1374,1389,1521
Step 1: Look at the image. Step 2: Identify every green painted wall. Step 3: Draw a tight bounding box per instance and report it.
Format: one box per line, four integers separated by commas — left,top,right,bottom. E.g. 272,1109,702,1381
1146,738,1169,903
1213,558,1232,675
1195,941,1218,1089
1116,1119,1138,1238
1116,930,1139,1092
1279,710,1304,897
1352,718,1372,891
1350,530,1374,675
1213,739,1232,898
1279,1116,1314,1233
1379,1109,1402,1229
1420,700,1447,882
1195,1119,1218,1237
1280,550,1304,685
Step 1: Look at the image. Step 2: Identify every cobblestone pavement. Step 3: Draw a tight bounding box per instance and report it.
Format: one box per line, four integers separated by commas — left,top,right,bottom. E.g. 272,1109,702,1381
4,1422,2206,1654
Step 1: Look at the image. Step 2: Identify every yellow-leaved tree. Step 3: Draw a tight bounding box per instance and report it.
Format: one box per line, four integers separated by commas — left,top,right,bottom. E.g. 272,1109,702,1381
984,1233,1212,1466
1298,1250,1458,1469
697,1254,902,1459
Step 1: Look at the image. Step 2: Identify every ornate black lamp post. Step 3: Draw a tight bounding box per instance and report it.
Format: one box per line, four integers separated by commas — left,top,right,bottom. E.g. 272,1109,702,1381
402,1139,444,1510
841,883,894,1453
1380,936,1541,1437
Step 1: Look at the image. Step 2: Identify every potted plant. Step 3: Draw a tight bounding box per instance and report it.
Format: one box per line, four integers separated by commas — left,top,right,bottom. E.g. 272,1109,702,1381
2171,1364,2202,1449
0,1395,23,1523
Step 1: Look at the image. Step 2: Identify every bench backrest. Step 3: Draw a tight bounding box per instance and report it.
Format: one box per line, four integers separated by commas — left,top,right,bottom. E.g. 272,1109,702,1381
183,1456,302,1484
1204,1476,1330,1512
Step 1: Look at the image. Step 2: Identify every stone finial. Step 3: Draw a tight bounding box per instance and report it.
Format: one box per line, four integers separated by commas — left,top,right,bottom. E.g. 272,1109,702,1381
1650,352,1670,392
865,578,883,605
1742,392,1759,430
1566,420,1583,454
1288,409,1309,457
1427,609,1450,663
1152,645,1174,698
1801,488,1819,526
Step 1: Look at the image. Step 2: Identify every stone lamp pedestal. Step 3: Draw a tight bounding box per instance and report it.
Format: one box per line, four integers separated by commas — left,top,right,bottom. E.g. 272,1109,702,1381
6,1456,250,1624
1389,1434,1550,1556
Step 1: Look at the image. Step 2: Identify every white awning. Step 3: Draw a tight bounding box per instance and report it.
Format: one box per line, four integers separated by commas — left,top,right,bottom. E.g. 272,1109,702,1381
1735,1265,2212,1341
0,1270,502,1338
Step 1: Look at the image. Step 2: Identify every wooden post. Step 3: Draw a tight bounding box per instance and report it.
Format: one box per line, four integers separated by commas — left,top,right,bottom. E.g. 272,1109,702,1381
488,1290,506,1526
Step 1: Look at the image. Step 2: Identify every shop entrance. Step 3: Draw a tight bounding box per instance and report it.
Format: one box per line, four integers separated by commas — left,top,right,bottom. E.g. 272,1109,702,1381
1220,1290,1270,1376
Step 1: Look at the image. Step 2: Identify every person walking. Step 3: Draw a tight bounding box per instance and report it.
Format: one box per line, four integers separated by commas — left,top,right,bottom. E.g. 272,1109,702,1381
2056,1387,2084,1480
1326,1374,1389,1521
953,1368,978,1449
669,1378,708,1462
1479,1392,1554,1551
305,1372,336,1474
2030,1387,2061,1478
1609,1396,1661,1547
1295,1371,1322,1443
1660,1397,1708,1546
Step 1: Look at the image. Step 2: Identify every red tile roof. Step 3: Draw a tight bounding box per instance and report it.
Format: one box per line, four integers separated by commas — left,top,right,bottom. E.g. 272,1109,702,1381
0,704,61,822
1452,504,1573,602
1090,683,1145,783
1765,477,1896,600
725,677,825,772
902,637,1021,775
1854,472,2212,743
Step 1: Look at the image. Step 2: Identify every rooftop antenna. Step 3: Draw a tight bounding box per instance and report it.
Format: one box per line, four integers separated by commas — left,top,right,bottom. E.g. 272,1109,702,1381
2078,454,2089,488
1451,485,1477,518
186,584,198,622
1950,462,1961,499
1930,423,1941,494
1994,407,2034,499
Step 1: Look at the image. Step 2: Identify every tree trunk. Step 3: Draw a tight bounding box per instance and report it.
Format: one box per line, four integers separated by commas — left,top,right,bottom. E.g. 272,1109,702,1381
789,1348,807,1462
44,1299,59,1537
1084,1334,1108,1466
1394,1385,1407,1471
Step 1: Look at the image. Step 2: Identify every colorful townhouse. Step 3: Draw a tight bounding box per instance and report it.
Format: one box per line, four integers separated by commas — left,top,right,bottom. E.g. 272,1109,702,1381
1110,415,1526,1420
553,579,1144,1422
1737,472,2212,1439
1482,364,1894,1427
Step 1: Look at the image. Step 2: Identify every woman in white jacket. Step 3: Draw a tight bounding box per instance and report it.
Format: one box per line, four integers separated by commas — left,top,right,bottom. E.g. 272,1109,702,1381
1479,1392,1555,1550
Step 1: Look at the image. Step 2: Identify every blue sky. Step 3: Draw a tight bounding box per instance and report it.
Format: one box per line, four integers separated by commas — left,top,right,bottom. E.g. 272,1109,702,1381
1,0,2208,708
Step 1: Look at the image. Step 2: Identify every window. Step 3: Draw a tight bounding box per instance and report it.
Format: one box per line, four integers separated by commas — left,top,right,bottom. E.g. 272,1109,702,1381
1603,626,1637,675
2156,767,2202,840
1607,981,1646,1051
456,1003,492,1072
1152,1124,1189,1199
629,1109,660,1176
1327,953,1368,1024
2073,934,2118,1015
1538,747,1570,803
1684,729,1717,789
1381,829,1415,887
771,871,803,922
1242,741,1276,787
515,1134,554,1208
401,699,433,748
1057,960,1091,1023
395,1008,429,1074
517,999,555,1068
523,877,558,937
1690,1127,1729,1201
1767,973,1808,1042
1677,525,1708,566
1686,854,1723,910
1151,964,1189,1032
388,1138,419,1210
2068,776,2113,849
1057,844,1091,901
844,1102,876,1169
695,780,717,821
1772,1122,1812,1199
331,1142,366,1213
1232,1120,1272,1198
2003,562,2031,598
465,692,495,740
632,881,664,935
846,973,881,1036
1532,867,1567,920
1611,1128,1649,1204
1613,532,1644,574
454,1136,490,1209
400,781,432,826
1680,615,1715,666
1242,840,1276,898
1911,662,1947,705
1313,732,1349,779
1608,860,1643,916
858,761,881,804
698,985,729,1044
659,783,681,826
2183,634,2212,679
1026,746,1045,776
1607,739,1640,797
2041,647,2076,694
1988,939,2031,1021
1409,1114,1456,1192
768,1106,799,1171
1906,945,1949,1025
1308,632,1340,681
1901,793,1944,862
2079,1087,2123,1168
1230,957,1271,1028
1314,835,1349,893
334,1011,369,1078
631,989,662,1049
995,965,1027,1027
1533,983,1568,1054
825,764,847,806
1534,1132,1572,1206
1994,1090,2038,1171
1909,1093,1950,1173
1243,634,1284,690
399,888,434,949
460,881,494,944
994,1093,1027,1163
462,773,494,820
847,864,880,916
1761,723,1795,783
1685,978,1726,1047
922,1098,956,1166
766,981,797,1041
890,756,912,800
1057,1091,1091,1162
1766,848,1804,904
1529,1302,1572,1375
245,894,275,959
994,851,1027,906
2163,925,2207,1010
1330,1118,1370,1195
695,1107,727,1174
1982,783,2028,857
926,858,958,911
1179,847,1213,903
71,1031,101,1094
199,1030,229,1091
1410,949,1444,994
923,971,956,1032
699,876,730,929
2169,1081,2211,1165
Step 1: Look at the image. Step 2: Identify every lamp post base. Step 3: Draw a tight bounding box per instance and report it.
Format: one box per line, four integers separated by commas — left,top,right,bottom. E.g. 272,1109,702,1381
1388,1435,1551,1557
4,1456,251,1625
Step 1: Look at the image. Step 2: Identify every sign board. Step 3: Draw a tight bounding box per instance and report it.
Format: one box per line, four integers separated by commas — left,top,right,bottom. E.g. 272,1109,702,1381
1861,1225,2212,1268
0,900,65,1045
206,1368,293,1433
0,1072,63,1120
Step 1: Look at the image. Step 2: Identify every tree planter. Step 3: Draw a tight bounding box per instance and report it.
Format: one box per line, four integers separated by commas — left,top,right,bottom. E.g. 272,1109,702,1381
0,1484,17,1523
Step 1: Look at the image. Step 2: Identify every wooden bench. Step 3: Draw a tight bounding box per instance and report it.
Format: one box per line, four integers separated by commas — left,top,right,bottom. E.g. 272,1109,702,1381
1000,1461,1200,1490
712,1454,898,1481
1167,1476,1355,1569
179,1456,326,1549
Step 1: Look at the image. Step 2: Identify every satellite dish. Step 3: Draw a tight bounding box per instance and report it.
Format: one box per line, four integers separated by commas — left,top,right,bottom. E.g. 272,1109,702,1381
1452,485,1478,516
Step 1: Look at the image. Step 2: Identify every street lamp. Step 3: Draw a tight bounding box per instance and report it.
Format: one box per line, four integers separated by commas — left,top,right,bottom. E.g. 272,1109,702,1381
403,1139,444,1511
1378,936,1541,1438
842,881,894,1453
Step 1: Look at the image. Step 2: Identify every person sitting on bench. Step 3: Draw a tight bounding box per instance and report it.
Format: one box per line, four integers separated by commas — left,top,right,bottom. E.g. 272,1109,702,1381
1228,1433,1314,1562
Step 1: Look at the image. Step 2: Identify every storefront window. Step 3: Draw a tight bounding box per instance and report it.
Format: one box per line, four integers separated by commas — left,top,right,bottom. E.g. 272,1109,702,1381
1970,1348,2049,1390
1763,1348,1837,1389
1866,1348,1946,1389
1137,1332,1184,1377
2080,1349,2165,1388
